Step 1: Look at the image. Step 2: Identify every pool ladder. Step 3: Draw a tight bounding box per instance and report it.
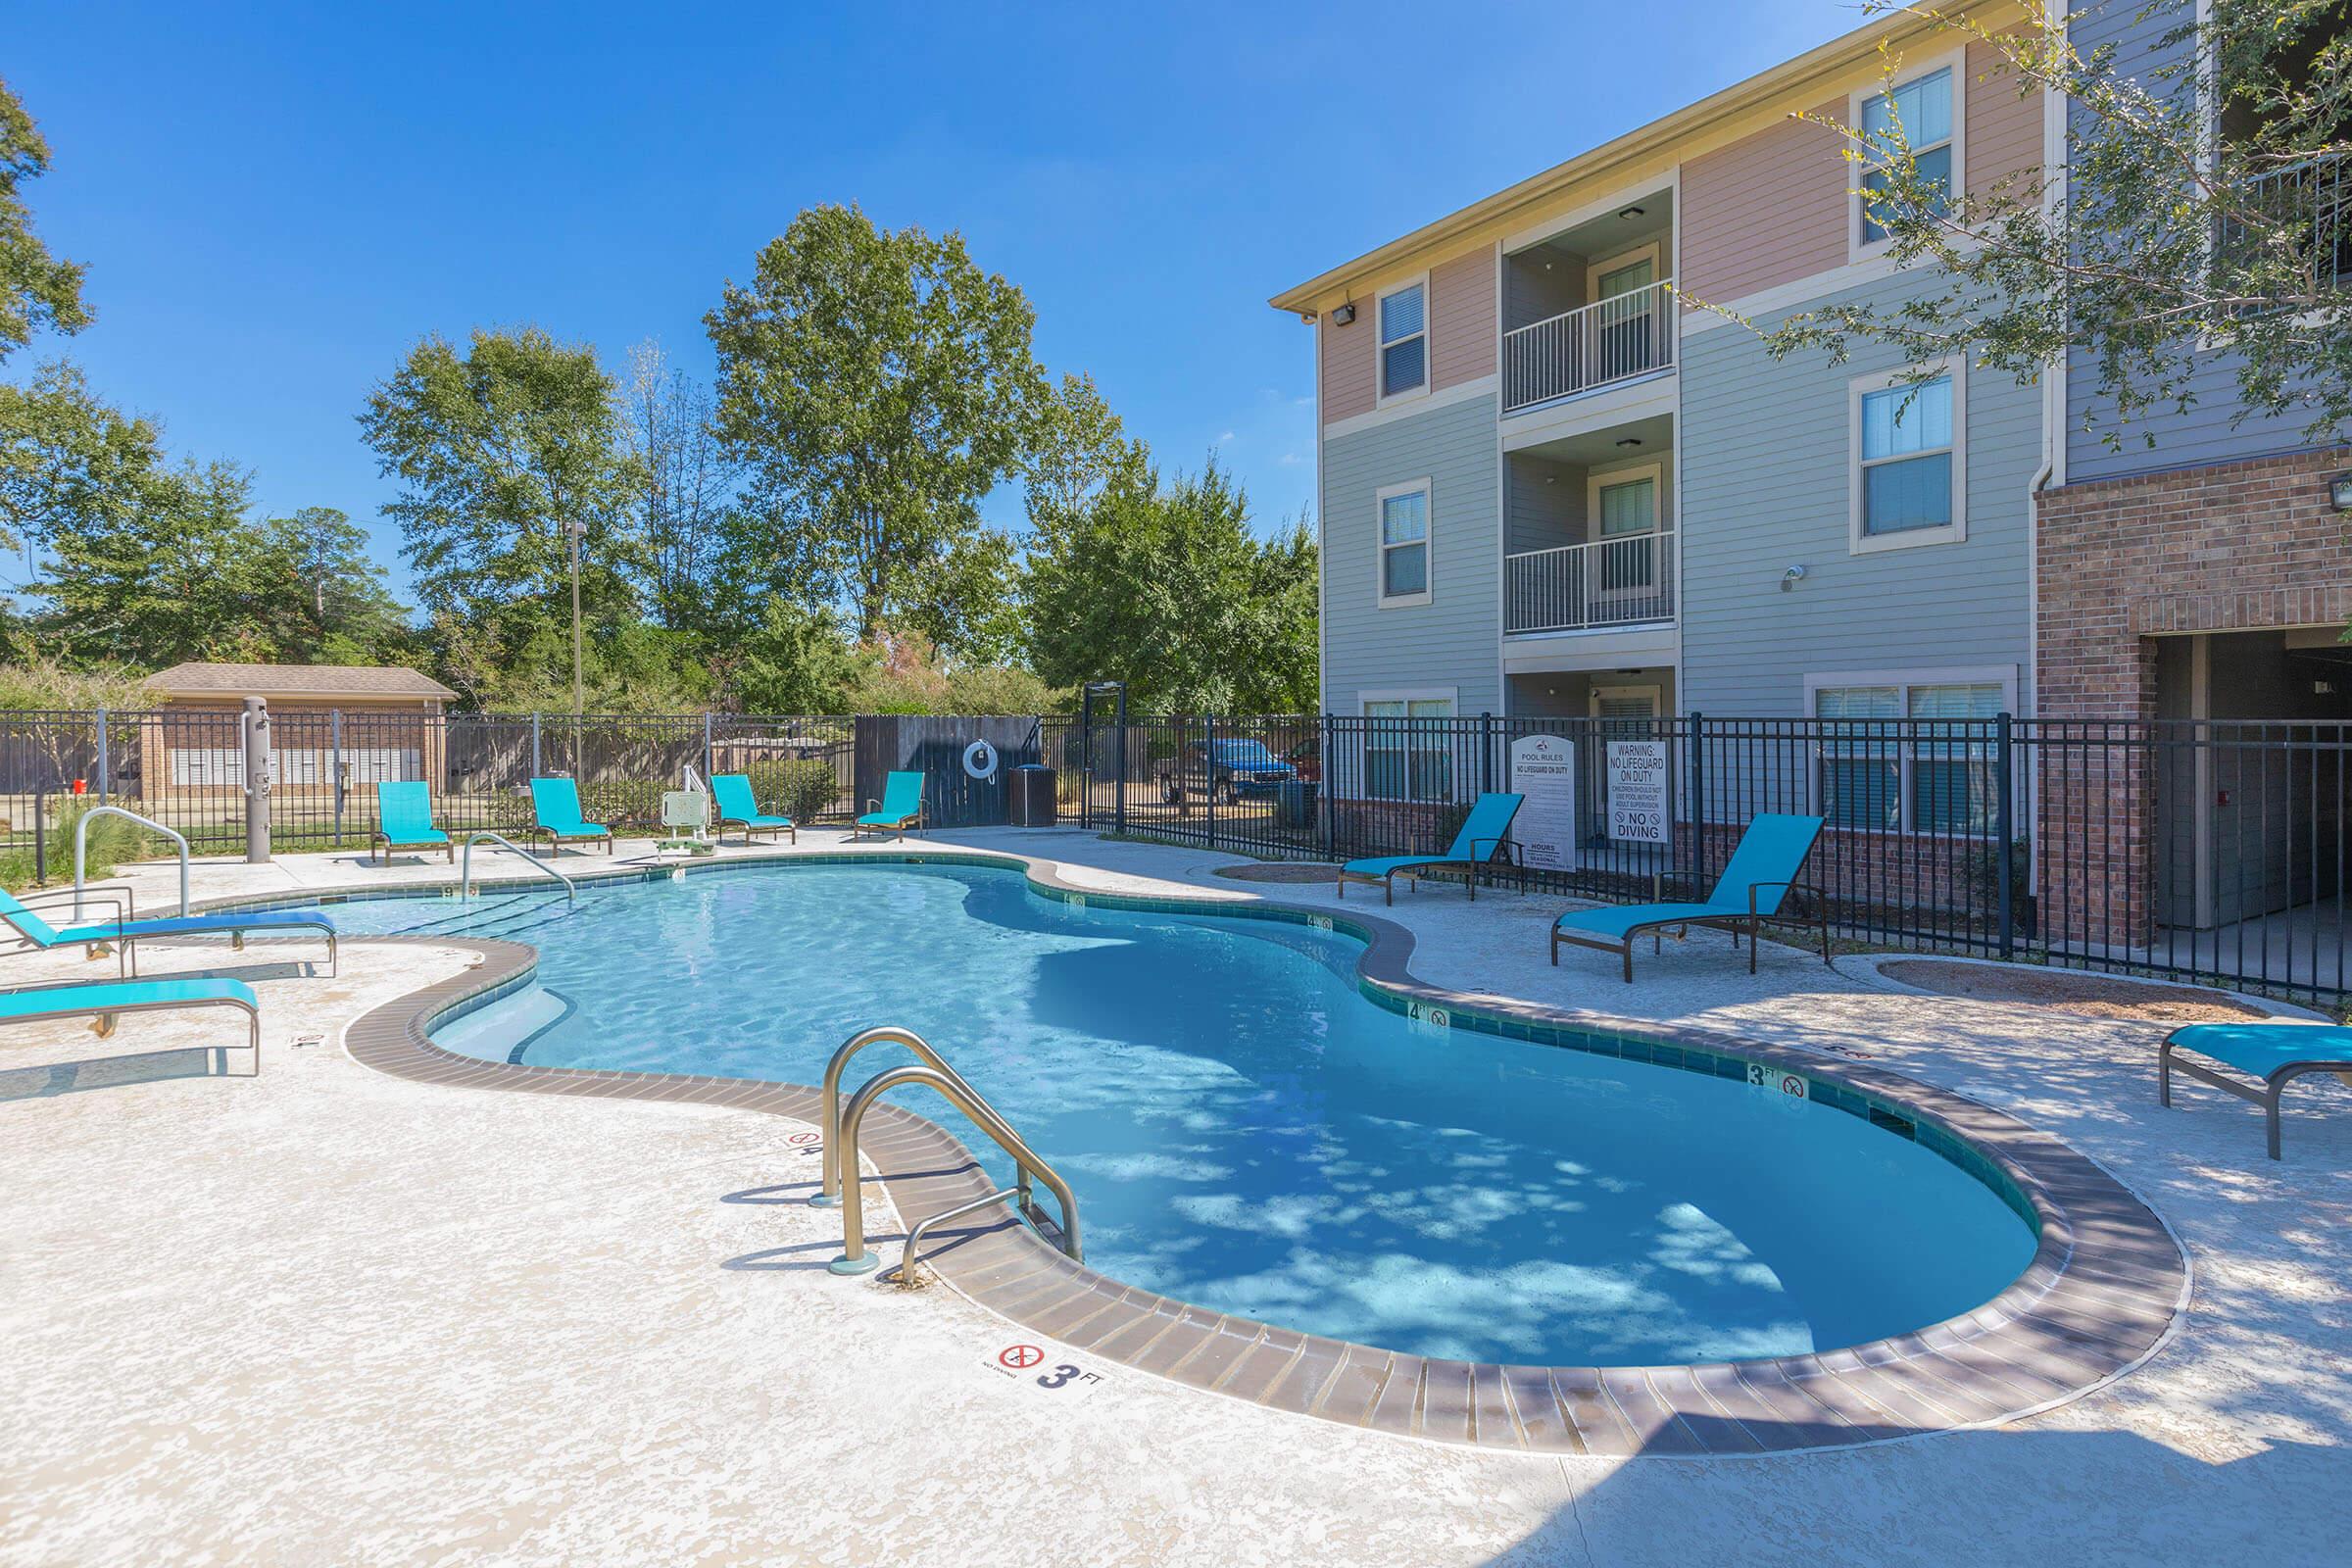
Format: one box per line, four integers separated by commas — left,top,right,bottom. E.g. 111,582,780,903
815,1025,1081,1283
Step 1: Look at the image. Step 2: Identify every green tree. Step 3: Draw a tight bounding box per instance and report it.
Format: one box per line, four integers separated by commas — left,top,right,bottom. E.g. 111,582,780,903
706,204,1043,647
1023,370,1151,537
619,338,738,632
39,459,281,665
1692,0,2352,448
0,78,91,363
1022,456,1318,712
258,506,410,662
0,362,164,557
357,327,643,652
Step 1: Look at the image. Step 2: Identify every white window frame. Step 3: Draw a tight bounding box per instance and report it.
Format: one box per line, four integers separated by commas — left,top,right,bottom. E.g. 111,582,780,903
1585,460,1665,538
1374,273,1432,407
1587,242,1663,300
1358,687,1459,804
1848,51,1966,265
1848,358,1966,555
1802,666,2018,836
1374,477,1435,609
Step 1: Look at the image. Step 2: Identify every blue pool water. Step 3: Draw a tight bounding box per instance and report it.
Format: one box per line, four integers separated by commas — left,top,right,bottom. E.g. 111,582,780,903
316,862,2035,1366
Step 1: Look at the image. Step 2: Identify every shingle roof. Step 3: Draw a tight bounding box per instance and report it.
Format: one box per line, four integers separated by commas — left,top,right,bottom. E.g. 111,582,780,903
144,662,457,701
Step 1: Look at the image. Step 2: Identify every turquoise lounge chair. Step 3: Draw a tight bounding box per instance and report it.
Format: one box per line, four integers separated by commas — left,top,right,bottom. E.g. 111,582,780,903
710,773,797,846
1338,792,1526,905
1551,812,1829,982
854,771,924,841
529,777,613,858
0,975,261,1069
372,781,453,864
2161,1022,2352,1159
0,885,337,978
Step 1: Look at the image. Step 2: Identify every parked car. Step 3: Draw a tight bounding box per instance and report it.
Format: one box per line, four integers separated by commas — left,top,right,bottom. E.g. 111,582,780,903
1159,738,1298,805
1283,739,1321,783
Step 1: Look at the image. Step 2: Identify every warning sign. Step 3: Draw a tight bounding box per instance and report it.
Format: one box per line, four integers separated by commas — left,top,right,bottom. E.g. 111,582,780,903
997,1344,1045,1371
1605,740,1670,844
987,1343,1106,1397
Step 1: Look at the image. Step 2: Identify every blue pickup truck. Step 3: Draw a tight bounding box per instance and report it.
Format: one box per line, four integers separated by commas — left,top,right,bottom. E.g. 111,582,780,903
1158,737,1298,805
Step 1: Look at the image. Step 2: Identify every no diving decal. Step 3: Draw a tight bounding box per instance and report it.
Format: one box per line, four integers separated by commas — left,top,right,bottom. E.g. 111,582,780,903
989,1342,1105,1398
1747,1062,1810,1102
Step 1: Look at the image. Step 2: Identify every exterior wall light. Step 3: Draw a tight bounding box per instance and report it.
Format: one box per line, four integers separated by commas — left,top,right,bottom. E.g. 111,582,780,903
1330,302,1356,326
1781,564,1808,592
2329,470,2352,512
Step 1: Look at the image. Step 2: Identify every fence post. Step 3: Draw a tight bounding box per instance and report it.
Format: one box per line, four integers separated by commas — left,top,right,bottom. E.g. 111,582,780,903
1480,712,1494,798
33,788,45,884
331,708,345,849
1995,710,2016,961
1686,712,1704,892
93,706,109,807
1320,712,1335,860
702,711,714,784
531,712,543,778
1113,685,1128,836
1203,712,1217,850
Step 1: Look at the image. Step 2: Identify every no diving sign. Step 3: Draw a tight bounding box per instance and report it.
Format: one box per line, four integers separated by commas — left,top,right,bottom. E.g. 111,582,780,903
988,1342,1105,1398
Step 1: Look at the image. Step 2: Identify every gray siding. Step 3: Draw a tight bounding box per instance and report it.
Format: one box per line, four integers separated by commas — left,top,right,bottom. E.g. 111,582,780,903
1506,454,1582,553
2063,0,2327,480
1679,270,2038,716
1321,393,1502,714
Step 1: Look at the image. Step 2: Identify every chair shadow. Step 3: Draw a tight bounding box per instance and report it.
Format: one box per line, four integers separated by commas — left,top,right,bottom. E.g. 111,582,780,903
0,1045,249,1102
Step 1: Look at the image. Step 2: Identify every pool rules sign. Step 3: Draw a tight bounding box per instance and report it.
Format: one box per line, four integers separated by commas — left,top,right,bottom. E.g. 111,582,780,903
1509,735,1577,871
1605,740,1670,844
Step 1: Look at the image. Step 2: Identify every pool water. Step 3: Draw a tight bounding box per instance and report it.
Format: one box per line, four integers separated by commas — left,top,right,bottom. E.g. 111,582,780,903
316,862,2035,1366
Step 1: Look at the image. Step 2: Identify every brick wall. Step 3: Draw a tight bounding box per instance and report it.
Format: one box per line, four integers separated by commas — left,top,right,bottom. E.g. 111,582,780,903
2034,445,2351,943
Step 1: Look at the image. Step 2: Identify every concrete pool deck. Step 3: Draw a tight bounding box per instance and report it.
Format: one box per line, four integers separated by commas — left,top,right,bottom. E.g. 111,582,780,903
4,827,2347,1565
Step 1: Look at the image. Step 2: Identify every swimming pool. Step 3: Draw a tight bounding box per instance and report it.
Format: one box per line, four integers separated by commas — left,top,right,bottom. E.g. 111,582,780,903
314,859,2037,1368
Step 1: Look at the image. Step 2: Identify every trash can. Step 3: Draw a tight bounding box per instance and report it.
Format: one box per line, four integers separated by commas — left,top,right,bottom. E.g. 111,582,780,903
1274,778,1318,830
1008,764,1057,827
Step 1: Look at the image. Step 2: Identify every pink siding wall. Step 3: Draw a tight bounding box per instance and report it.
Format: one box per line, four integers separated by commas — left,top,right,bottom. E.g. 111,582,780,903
1966,36,2041,199
1431,246,1495,389
1320,308,1376,423
1318,246,1494,423
1678,99,1846,306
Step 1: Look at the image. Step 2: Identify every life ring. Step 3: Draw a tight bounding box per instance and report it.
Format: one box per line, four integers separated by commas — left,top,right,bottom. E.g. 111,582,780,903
961,739,999,780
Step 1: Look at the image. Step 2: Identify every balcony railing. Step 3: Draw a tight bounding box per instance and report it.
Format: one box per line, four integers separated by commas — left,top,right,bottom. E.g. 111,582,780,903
1504,530,1676,635
2220,151,2351,290
1501,277,1677,415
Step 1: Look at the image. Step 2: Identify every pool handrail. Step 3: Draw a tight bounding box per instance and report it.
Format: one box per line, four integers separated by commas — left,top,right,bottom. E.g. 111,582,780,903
827,1060,1081,1276
814,1024,991,1206
459,831,579,905
74,805,191,919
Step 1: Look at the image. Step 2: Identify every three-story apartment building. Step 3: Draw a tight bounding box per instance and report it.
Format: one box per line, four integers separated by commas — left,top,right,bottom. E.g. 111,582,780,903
1273,4,2052,798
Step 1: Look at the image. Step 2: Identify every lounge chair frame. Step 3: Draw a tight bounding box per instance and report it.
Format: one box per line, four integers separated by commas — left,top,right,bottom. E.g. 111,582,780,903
710,774,798,847
853,773,926,843
371,782,455,864
528,779,616,859
1338,837,1525,905
2160,1028,2352,1160
1550,875,1832,982
0,976,262,1073
3,884,337,979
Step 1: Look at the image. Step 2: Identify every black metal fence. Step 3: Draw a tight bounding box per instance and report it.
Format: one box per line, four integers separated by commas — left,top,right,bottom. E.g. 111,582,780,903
1059,709,2349,1006
2,704,2343,1004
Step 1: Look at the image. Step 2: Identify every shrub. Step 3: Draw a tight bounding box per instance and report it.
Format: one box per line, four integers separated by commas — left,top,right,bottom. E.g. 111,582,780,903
743,760,841,823
0,800,156,892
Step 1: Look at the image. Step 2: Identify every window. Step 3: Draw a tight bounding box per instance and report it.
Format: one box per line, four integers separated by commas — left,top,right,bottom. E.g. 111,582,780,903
1592,466,1660,594
1859,67,1954,245
1376,480,1431,605
1364,695,1455,802
1810,674,2011,833
1378,280,1427,400
1850,364,1963,552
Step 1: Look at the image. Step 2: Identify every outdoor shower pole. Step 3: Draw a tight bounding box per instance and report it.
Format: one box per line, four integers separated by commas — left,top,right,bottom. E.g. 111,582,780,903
242,696,272,863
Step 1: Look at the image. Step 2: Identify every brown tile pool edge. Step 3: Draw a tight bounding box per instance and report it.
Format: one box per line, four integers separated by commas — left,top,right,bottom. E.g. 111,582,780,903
285,845,2187,1457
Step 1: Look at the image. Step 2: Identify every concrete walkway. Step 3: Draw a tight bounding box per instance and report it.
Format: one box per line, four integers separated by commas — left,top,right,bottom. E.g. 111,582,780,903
2,827,2345,1566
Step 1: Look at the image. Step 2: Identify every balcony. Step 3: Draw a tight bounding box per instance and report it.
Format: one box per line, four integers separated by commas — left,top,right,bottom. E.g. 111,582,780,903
1504,529,1676,635
2220,151,2351,290
1502,276,1677,416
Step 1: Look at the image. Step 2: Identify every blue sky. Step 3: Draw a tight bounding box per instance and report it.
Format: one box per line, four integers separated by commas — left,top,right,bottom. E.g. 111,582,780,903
5,1,1856,602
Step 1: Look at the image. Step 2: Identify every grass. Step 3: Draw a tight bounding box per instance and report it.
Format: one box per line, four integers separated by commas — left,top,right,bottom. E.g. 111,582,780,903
0,802,156,892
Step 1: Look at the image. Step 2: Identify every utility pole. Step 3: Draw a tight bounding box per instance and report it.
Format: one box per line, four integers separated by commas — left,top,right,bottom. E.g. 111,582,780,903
567,516,586,717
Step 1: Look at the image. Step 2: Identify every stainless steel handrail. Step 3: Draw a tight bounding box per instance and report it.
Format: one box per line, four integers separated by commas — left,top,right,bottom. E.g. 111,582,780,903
74,806,190,918
460,832,579,904
894,1185,1021,1286
813,1024,993,1207
828,1062,1082,1277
